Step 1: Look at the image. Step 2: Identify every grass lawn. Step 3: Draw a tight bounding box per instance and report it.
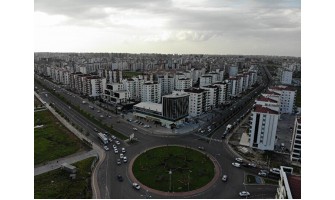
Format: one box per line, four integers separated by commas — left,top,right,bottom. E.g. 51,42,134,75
34,110,85,165
246,174,257,184
264,178,278,185
123,71,143,78
34,157,95,199
34,96,44,108
132,146,215,192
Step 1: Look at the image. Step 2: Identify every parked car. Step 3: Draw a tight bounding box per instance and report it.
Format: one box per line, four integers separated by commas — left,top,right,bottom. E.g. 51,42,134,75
114,149,118,154
258,172,267,177
116,159,121,165
133,128,138,131
103,146,109,151
94,128,98,132
235,158,243,163
232,162,241,168
123,157,127,163
222,175,228,182
133,182,140,190
121,148,126,153
108,138,113,143
239,191,250,197
248,163,257,168
270,168,280,174
117,175,123,182
115,140,120,145
111,135,116,140
120,153,124,159
113,144,117,149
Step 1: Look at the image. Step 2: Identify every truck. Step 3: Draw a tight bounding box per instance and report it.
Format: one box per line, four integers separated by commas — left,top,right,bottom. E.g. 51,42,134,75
97,132,108,145
222,124,233,138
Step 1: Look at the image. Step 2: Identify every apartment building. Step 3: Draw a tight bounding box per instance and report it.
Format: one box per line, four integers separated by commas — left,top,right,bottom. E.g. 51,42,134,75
279,68,293,85
275,166,301,199
290,116,301,162
182,88,207,117
201,85,219,110
269,85,296,114
213,82,229,105
249,105,279,151
141,81,161,103
199,75,213,87
157,74,175,95
175,78,192,91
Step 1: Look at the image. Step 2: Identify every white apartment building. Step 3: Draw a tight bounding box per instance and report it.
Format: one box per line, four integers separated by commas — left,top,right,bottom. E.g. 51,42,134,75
208,72,219,82
175,78,192,91
228,77,238,97
200,75,213,87
101,89,129,104
122,77,145,101
255,96,280,113
86,76,106,97
242,72,250,90
201,85,219,109
141,82,161,103
269,85,296,114
249,105,279,151
229,66,238,77
157,74,175,95
183,88,206,117
236,75,244,94
275,166,301,199
290,116,301,162
280,69,293,85
213,82,229,105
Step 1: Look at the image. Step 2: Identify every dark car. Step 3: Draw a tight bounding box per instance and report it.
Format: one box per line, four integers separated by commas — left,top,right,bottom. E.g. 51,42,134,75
117,175,123,182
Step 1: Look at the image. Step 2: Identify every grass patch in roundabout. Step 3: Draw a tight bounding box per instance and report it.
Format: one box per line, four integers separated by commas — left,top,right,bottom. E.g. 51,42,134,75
132,146,215,192
34,157,95,199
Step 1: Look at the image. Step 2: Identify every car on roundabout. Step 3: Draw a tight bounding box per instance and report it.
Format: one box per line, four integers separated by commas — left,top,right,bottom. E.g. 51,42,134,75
232,162,241,168
117,175,123,182
239,191,250,197
222,175,228,182
133,182,140,190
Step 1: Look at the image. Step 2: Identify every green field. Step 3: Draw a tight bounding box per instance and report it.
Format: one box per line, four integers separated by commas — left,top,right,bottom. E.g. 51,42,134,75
34,157,95,199
132,146,215,192
123,71,143,78
34,96,44,108
34,110,84,165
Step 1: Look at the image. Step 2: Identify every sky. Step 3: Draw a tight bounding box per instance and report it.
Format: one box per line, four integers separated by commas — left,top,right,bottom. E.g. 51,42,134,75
34,0,301,56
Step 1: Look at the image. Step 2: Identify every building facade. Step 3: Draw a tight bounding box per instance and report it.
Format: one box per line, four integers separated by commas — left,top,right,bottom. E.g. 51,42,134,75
290,116,301,162
162,93,189,121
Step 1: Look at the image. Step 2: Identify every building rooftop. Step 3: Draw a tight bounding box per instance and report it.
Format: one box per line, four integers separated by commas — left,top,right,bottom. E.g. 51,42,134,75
287,175,301,199
184,87,205,93
163,93,189,98
257,96,278,103
270,85,296,92
254,105,279,114
134,102,162,113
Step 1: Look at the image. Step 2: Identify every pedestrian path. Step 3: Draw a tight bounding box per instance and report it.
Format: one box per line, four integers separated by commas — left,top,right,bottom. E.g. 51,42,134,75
34,149,98,176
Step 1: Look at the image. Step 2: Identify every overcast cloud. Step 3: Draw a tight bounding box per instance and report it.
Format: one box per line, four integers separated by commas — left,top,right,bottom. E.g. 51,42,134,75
34,0,301,56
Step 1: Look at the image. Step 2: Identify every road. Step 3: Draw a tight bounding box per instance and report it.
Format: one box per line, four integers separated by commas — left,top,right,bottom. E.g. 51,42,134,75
34,65,277,199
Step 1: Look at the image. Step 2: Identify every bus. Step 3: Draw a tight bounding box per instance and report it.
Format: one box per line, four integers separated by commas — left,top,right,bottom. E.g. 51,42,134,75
97,132,108,145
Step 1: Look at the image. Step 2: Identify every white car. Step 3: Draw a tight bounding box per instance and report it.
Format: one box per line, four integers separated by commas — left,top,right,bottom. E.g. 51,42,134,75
121,148,126,153
133,128,138,131
115,140,120,145
123,157,127,163
120,153,124,159
232,162,241,168
113,144,117,149
103,146,109,151
222,175,228,182
248,163,257,168
114,149,118,154
239,191,250,197
133,183,140,190
111,135,116,140
235,158,243,163
258,172,267,177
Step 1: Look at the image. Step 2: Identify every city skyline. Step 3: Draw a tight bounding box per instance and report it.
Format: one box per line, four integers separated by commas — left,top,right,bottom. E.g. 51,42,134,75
34,0,301,57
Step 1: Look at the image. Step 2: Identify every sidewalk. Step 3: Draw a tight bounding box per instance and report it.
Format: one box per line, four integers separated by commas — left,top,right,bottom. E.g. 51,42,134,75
34,150,98,176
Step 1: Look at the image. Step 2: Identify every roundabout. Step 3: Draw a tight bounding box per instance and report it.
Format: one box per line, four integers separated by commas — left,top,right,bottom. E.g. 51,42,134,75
128,145,221,197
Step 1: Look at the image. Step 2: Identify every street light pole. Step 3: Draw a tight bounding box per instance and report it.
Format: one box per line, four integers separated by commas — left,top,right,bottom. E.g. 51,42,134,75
169,170,172,192
188,170,192,191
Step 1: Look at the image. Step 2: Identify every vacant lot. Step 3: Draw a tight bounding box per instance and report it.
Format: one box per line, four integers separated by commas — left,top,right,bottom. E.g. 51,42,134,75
132,146,215,192
34,110,84,165
34,157,95,199
34,96,44,108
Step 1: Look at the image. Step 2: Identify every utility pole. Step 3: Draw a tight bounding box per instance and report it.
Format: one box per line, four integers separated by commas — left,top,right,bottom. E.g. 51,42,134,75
169,170,172,192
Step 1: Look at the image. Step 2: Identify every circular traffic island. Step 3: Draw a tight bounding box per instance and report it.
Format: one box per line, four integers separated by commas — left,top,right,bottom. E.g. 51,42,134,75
132,146,217,194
